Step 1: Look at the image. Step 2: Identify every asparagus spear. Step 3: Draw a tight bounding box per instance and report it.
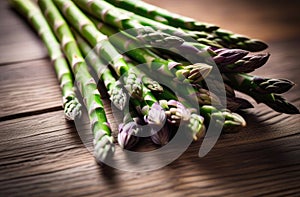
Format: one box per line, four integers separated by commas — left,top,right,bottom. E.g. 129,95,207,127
224,73,295,94
10,0,81,121
91,18,214,84
157,88,246,131
126,62,164,93
38,0,114,162
105,0,268,52
74,31,127,110
53,0,143,100
136,28,270,73
117,111,142,149
223,73,299,114
74,0,203,41
128,62,206,144
105,0,218,32
75,0,267,67
91,17,269,74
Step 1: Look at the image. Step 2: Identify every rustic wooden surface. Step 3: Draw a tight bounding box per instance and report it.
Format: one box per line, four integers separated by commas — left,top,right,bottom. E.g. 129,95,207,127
1,0,300,196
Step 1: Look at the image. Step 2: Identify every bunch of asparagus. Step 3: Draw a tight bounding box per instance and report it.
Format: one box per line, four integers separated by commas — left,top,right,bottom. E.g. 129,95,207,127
11,0,299,163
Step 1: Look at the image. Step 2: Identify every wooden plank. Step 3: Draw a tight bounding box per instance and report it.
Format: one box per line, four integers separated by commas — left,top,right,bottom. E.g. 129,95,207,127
0,0,47,64
1,0,300,196
0,59,62,119
0,110,299,196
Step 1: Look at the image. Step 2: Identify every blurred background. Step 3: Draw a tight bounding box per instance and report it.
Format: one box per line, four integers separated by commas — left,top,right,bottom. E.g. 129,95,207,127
145,0,300,42
1,0,300,63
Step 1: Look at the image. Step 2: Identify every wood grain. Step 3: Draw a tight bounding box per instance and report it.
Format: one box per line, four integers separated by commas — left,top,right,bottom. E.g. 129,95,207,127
0,110,299,196
1,0,300,196
0,59,62,119
0,0,47,64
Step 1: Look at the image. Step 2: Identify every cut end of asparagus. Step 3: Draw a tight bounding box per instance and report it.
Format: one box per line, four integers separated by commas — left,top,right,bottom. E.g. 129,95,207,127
63,96,82,120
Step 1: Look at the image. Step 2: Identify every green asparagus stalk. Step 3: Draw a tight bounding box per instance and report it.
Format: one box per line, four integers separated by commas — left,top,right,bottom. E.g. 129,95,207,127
91,16,269,75
115,7,222,47
75,0,267,67
74,0,202,41
223,73,299,114
105,0,218,32
91,18,213,85
38,0,114,162
133,26,270,73
10,0,81,121
74,31,127,110
105,0,268,52
53,0,143,99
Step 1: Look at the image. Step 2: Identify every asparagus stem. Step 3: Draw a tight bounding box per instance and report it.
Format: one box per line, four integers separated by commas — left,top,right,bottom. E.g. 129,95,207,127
76,0,262,69
38,0,114,162
105,0,218,32
223,73,299,114
91,18,213,84
128,61,206,143
74,0,201,41
74,31,127,110
53,0,143,99
105,0,268,52
91,16,268,74
10,0,81,120
135,27,270,73
77,0,269,73
116,8,222,47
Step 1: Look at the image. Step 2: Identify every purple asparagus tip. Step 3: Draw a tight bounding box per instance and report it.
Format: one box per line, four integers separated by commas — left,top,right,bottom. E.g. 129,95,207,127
213,48,249,66
118,122,140,150
151,124,170,146
144,102,166,129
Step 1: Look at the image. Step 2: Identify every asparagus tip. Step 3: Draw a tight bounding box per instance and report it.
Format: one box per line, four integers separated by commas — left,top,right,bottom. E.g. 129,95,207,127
94,135,115,163
118,122,140,149
63,96,82,120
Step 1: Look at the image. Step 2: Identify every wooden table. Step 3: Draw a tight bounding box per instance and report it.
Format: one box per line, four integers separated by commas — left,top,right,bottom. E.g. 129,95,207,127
1,0,300,196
